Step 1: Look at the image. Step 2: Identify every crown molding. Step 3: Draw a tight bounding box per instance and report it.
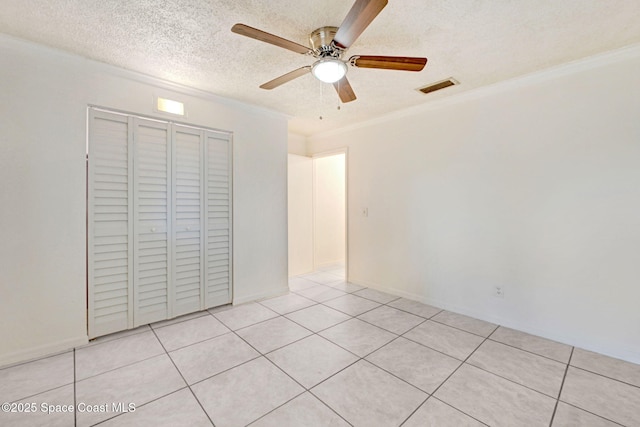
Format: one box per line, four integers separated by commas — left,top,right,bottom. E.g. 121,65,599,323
308,42,640,142
0,33,290,121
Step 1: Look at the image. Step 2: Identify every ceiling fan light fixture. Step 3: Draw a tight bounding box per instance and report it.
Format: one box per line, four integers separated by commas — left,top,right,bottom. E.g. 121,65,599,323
311,59,347,83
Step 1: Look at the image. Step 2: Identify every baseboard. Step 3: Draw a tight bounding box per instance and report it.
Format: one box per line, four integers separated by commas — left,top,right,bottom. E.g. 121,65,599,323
0,335,89,368
289,268,314,278
314,260,345,270
233,286,289,305
348,278,640,365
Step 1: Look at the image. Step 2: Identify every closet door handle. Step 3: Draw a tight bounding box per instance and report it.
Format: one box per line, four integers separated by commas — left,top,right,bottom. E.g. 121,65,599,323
187,227,192,231
151,227,156,232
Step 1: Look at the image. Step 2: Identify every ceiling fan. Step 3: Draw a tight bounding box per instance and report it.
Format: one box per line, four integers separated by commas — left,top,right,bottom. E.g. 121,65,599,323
231,0,427,103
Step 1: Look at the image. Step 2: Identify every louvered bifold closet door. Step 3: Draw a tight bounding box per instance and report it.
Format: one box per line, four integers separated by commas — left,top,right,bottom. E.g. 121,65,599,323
205,131,233,307
172,125,204,316
88,110,134,338
133,118,171,326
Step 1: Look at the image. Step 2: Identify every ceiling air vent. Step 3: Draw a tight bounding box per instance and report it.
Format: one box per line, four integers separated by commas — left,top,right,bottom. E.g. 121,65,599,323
417,78,459,95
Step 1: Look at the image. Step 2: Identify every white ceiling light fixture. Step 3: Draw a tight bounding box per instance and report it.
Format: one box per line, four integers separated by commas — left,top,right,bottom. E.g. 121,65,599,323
231,2,428,106
311,58,347,83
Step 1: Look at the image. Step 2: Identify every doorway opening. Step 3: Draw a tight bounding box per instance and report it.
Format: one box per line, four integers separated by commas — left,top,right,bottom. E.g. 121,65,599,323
287,150,347,283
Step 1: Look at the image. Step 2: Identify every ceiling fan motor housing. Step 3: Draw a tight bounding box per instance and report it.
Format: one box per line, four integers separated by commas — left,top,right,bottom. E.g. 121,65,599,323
309,26,342,57
230,0,426,104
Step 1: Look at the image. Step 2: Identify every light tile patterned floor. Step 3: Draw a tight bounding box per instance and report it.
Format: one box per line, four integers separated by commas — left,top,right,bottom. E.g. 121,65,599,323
1,268,640,426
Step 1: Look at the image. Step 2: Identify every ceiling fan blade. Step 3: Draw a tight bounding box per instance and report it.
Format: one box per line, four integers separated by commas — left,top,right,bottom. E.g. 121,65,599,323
333,0,388,49
350,55,427,71
232,23,312,55
260,67,311,90
333,77,357,103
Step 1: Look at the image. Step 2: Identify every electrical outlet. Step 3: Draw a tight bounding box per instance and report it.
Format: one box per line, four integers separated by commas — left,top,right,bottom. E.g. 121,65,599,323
494,286,504,298
361,207,368,217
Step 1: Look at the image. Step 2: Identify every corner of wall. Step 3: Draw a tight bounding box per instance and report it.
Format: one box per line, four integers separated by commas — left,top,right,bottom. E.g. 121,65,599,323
0,335,88,369
287,132,309,156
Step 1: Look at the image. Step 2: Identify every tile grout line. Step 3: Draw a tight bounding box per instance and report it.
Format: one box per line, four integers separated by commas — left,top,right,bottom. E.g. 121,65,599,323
212,309,282,332
165,293,633,401
568,365,640,390
265,278,640,426
428,318,497,339
225,325,355,427
464,360,564,400
75,352,166,383
89,387,192,426
187,354,263,389
432,397,491,426
386,310,591,401
356,337,447,395
73,348,77,427
400,330,495,426
485,336,572,365
288,284,632,427
83,326,151,348
8,275,638,427
81,361,187,426
439,325,574,401
150,312,210,331
149,327,217,427
397,395,432,427
400,333,471,363
556,401,626,426
8,383,73,406
307,390,356,427
256,297,319,316
243,298,429,426
277,291,496,408
354,312,427,336
276,311,441,423
0,348,75,372
548,347,574,427
155,330,234,354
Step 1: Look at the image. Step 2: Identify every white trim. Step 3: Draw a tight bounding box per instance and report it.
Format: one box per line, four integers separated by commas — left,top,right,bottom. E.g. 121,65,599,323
348,277,640,365
233,287,289,306
126,116,135,330
311,148,347,159
0,336,88,369
309,42,640,141
89,105,234,136
228,134,235,305
0,33,289,122
311,156,317,271
199,128,207,311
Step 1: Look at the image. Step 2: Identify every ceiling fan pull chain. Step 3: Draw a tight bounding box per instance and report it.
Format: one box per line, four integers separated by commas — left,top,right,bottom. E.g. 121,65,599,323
319,80,324,120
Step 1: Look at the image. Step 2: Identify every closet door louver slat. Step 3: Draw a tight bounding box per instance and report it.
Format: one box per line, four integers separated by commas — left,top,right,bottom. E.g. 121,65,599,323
88,109,232,338
205,131,233,307
133,118,171,326
172,125,204,316
88,110,134,338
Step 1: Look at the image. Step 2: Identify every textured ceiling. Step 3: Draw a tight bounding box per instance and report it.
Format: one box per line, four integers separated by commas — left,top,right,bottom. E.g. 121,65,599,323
1,0,639,136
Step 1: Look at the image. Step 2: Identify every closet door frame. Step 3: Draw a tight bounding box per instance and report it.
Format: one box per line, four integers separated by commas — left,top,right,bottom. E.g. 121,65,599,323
88,106,233,338
87,109,135,338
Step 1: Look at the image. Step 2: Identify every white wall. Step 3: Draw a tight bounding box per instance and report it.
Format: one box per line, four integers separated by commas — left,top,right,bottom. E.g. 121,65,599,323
287,154,314,276
314,154,346,268
0,35,289,366
288,133,308,156
308,46,640,364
